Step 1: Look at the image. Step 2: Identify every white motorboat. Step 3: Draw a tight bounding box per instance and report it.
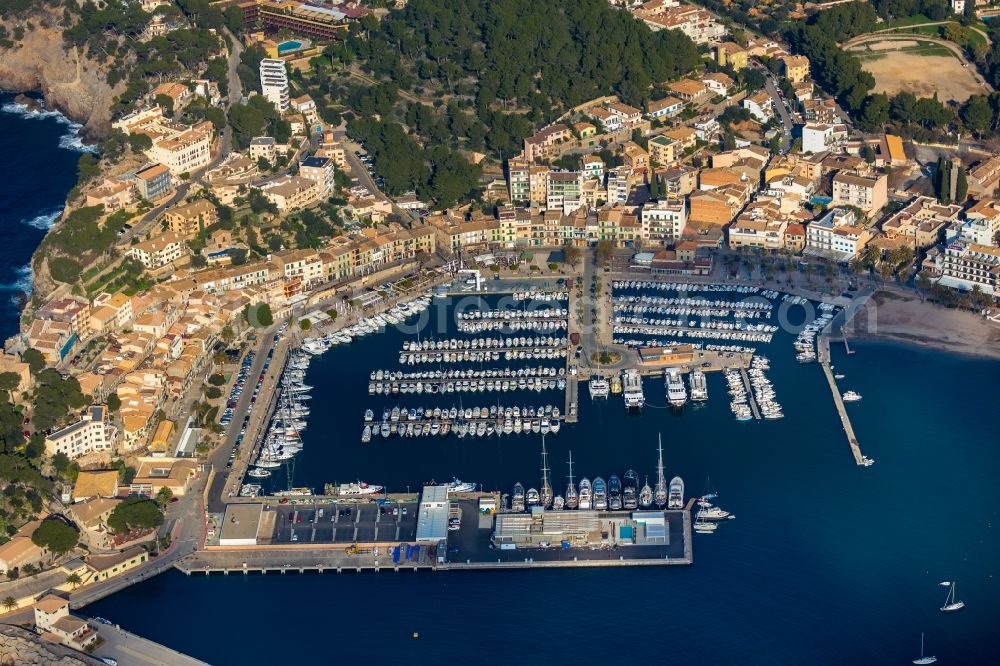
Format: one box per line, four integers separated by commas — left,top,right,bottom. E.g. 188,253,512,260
842,390,862,402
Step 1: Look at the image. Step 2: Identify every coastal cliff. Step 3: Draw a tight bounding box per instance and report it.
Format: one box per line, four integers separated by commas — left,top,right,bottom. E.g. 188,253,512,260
0,13,117,138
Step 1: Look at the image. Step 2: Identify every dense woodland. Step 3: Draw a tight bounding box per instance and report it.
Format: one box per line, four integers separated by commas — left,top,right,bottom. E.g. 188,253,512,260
291,0,701,206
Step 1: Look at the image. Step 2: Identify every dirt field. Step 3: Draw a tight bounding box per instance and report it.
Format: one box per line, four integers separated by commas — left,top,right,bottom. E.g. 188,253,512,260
857,50,983,102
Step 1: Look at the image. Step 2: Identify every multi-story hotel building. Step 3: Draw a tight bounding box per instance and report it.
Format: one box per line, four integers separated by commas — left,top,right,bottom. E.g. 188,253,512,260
938,241,1000,295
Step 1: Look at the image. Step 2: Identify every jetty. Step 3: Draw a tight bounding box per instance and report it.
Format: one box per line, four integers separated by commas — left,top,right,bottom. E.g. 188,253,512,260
564,374,579,423
818,333,865,465
739,368,762,421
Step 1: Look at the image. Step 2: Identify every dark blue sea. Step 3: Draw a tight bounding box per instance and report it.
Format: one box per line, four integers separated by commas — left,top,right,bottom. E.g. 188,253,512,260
87,296,1000,664
8,94,997,664
0,91,89,340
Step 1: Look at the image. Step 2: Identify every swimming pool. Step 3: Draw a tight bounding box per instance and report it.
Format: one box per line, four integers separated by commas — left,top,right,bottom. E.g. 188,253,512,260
277,40,302,54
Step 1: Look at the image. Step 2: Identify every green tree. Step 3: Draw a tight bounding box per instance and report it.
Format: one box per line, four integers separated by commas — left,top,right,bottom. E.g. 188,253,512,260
107,496,164,534
107,393,121,412
65,572,82,589
961,95,992,138
156,486,174,507
22,349,46,374
31,519,79,555
0,372,19,397
300,318,312,331
48,257,82,284
596,240,614,266
956,167,968,203
2,596,15,611
244,302,273,328
76,153,101,184
648,172,660,200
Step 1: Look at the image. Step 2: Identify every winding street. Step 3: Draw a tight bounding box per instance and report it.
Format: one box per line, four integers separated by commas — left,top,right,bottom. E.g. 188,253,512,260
119,27,244,245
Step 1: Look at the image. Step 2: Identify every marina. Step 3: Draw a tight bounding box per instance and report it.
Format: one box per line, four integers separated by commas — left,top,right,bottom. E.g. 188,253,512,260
226,278,878,546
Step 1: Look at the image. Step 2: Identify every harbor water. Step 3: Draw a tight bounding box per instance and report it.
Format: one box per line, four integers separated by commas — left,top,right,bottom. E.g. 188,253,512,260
88,293,1000,663
2,98,993,663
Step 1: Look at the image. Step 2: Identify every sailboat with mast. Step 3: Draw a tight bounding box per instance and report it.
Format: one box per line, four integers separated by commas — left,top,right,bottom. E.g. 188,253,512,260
639,476,653,508
912,633,937,665
565,451,579,509
540,435,553,509
940,581,965,613
654,435,668,508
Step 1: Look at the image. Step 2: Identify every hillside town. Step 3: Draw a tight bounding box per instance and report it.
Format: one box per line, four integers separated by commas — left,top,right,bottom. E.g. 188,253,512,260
0,0,999,658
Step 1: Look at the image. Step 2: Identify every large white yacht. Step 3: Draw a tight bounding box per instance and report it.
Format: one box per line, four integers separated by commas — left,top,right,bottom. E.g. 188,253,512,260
664,367,687,407
622,369,644,410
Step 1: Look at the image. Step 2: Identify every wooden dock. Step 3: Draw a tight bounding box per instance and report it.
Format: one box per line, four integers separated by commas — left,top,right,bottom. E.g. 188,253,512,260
739,368,762,421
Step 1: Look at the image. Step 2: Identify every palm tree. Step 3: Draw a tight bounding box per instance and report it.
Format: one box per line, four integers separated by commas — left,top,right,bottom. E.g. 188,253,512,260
66,573,82,590
2,596,15,612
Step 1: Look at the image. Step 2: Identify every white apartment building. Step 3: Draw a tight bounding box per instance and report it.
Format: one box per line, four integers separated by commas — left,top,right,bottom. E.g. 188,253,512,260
507,160,531,203
802,123,836,154
641,199,686,243
961,199,1000,246
938,241,1000,295
546,171,583,215
256,175,320,211
129,231,187,269
45,406,117,460
804,207,871,263
299,156,335,196
259,59,290,113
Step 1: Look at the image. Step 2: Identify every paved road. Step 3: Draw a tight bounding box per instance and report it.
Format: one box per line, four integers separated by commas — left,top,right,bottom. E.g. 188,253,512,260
761,69,794,154
332,127,420,223
119,27,244,246
92,624,209,666
869,19,991,46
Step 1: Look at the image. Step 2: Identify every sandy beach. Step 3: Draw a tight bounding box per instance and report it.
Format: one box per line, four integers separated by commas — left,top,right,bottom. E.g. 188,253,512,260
848,288,1000,360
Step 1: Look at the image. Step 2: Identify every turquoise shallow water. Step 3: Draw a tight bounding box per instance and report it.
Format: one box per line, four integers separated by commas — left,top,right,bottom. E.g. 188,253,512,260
88,295,1000,664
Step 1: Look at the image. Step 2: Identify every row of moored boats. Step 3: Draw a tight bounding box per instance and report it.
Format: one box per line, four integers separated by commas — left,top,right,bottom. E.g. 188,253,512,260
361,404,562,441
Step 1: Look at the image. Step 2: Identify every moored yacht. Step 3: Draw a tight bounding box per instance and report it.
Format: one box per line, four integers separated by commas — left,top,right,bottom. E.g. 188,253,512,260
578,477,592,510
665,367,687,407
689,369,708,402
668,476,685,509
565,451,579,509
622,369,644,410
588,375,610,399
592,476,608,511
639,477,653,509
608,475,623,511
511,482,526,512
446,478,477,493
623,470,639,510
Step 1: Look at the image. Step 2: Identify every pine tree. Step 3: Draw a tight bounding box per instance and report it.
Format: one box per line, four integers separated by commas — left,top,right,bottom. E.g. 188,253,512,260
649,172,660,200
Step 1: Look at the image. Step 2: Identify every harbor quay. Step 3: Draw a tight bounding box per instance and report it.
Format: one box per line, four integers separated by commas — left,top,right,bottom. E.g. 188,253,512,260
186,491,693,575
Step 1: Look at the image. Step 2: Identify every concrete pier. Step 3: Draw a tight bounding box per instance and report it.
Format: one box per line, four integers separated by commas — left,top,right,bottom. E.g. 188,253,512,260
818,333,865,465
739,368,762,421
565,375,579,423
821,359,864,465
